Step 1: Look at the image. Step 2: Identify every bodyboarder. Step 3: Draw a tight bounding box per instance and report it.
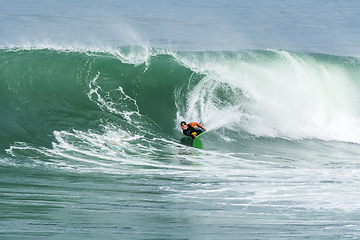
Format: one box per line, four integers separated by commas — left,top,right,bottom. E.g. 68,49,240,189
180,121,206,139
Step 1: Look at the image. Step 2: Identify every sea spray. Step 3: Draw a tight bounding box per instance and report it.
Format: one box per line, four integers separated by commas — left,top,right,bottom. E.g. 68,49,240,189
175,50,360,142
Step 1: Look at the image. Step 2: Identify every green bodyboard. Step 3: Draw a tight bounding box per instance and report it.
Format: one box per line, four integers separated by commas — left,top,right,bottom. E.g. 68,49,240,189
192,131,206,149
194,131,206,138
192,138,202,149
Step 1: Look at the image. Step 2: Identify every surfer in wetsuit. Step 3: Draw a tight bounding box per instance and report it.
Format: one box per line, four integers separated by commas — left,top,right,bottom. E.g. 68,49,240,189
181,121,206,139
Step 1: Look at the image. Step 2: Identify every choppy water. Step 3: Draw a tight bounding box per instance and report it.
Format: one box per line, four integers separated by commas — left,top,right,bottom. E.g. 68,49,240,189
2,1,360,239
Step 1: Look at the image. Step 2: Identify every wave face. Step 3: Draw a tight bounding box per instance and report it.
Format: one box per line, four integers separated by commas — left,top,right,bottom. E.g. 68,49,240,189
1,46,360,159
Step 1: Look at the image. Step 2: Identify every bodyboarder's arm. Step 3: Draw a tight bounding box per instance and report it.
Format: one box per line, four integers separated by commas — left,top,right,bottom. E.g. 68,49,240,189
189,122,206,131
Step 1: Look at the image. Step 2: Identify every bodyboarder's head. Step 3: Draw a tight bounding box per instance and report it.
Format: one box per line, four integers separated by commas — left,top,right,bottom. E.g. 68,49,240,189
180,121,187,130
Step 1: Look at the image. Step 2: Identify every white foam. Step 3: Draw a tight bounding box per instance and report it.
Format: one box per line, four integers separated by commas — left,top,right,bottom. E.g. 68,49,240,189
176,50,360,143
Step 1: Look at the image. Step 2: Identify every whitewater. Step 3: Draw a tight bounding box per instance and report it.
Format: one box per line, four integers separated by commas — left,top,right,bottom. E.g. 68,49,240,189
2,0,360,239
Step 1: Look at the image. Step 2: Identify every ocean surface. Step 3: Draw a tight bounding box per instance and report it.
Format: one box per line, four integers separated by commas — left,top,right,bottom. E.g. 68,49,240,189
2,0,360,239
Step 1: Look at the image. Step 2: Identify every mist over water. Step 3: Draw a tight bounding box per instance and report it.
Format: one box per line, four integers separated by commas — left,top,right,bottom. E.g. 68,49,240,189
2,0,360,239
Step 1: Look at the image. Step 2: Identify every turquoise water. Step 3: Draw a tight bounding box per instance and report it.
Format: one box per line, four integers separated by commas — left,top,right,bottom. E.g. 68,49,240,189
2,1,360,239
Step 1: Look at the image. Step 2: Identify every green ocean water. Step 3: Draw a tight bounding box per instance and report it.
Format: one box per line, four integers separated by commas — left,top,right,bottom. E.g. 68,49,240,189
2,46,360,238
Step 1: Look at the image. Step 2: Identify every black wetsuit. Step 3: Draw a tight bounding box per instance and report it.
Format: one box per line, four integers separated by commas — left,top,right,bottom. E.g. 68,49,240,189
183,125,204,138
